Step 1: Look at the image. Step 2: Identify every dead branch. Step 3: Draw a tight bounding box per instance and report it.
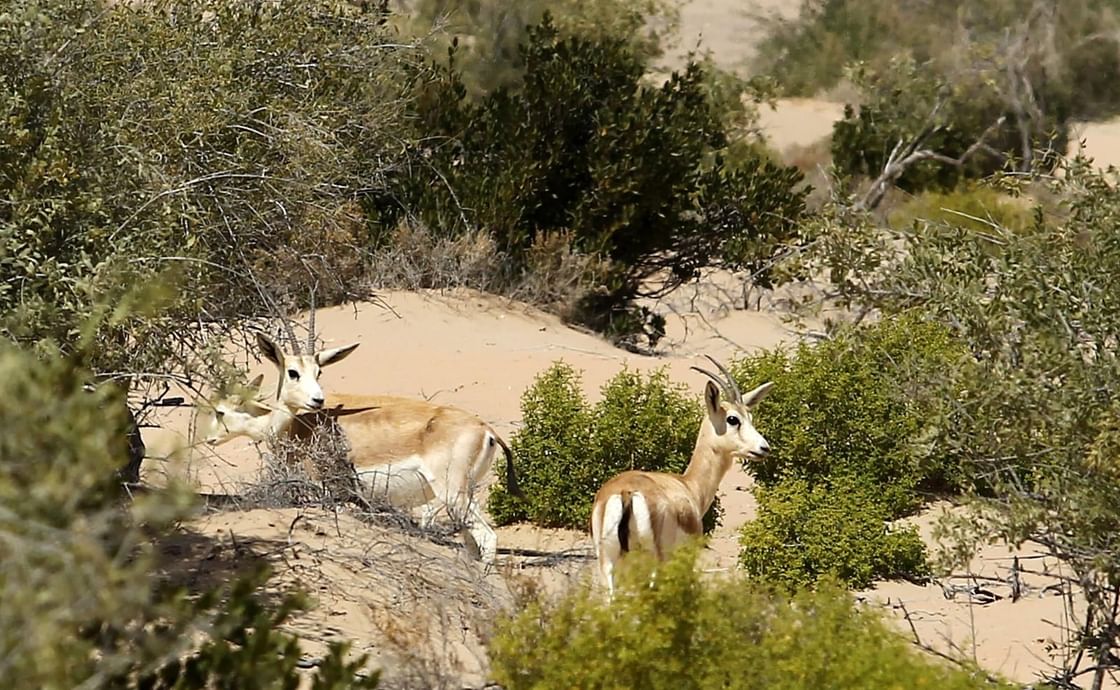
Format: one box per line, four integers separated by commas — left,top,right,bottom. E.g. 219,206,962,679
855,113,1008,213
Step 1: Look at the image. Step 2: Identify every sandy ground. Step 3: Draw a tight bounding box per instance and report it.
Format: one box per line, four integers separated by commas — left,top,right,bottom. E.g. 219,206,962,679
663,0,799,71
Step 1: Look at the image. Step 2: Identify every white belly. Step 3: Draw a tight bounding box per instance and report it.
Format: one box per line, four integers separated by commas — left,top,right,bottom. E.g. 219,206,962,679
355,457,436,508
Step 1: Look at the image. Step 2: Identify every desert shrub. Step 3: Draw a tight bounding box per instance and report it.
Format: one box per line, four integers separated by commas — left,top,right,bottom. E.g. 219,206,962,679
490,544,1004,690
405,0,679,97
758,2,1120,195
751,0,925,97
888,183,1036,234
367,220,510,293
755,0,1120,119
732,314,970,517
799,156,1120,683
0,336,378,689
830,57,1067,195
1,0,420,382
739,479,929,591
488,362,711,531
389,15,808,345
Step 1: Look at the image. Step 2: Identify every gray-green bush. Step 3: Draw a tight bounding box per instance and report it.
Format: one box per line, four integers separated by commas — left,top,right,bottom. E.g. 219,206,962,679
2,0,420,379
802,155,1120,683
0,334,378,689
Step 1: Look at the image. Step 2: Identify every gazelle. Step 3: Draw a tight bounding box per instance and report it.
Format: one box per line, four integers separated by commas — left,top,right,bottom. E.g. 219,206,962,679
201,332,518,562
590,356,774,596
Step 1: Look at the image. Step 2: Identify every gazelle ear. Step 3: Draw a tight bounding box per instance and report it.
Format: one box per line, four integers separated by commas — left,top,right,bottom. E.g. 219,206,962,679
316,342,359,367
246,373,264,393
256,333,283,366
742,381,775,408
704,380,722,416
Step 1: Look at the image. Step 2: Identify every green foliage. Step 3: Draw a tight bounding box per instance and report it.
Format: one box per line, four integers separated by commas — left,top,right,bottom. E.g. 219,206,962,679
803,156,1120,680
140,571,379,690
888,184,1036,234
1,0,418,378
756,0,1120,120
405,0,679,97
728,316,965,589
0,339,378,689
489,362,711,531
733,315,970,516
752,0,920,97
391,16,807,345
490,545,1004,690
739,479,929,591
830,57,1066,194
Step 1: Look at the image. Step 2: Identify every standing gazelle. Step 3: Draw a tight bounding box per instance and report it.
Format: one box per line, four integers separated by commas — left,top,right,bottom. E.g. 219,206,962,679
200,332,519,562
590,356,774,596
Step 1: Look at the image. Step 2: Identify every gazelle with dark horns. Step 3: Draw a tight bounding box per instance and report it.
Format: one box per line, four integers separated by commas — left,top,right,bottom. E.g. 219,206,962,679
201,313,519,562
590,356,774,596
256,302,361,420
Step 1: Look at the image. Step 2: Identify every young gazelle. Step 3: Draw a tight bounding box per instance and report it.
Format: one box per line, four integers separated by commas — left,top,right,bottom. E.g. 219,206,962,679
200,333,518,562
590,356,774,596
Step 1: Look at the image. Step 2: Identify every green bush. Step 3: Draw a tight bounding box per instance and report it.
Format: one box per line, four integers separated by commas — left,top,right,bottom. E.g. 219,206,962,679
489,362,713,531
0,337,378,689
830,57,1067,195
732,315,969,517
1,0,418,378
739,479,929,591
888,184,1037,234
389,15,807,345
490,544,1004,690
755,0,1120,120
404,0,678,97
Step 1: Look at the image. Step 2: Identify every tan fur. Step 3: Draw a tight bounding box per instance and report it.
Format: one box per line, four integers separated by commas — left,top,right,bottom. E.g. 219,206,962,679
590,366,774,595
201,339,516,561
288,393,505,485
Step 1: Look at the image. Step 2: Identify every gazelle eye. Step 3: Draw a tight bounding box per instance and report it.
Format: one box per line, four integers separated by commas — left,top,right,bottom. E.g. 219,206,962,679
287,369,300,380
215,410,225,419
727,415,741,427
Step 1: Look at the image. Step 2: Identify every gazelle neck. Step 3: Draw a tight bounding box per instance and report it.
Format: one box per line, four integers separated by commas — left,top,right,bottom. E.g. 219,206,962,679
681,424,734,516
267,402,298,440
240,399,297,442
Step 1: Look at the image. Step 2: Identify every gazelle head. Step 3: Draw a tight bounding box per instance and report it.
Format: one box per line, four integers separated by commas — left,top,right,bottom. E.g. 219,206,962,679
256,331,359,414
691,355,774,461
198,374,271,445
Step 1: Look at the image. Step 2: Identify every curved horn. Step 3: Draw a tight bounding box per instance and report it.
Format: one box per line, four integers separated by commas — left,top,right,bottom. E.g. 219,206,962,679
279,317,301,356
705,354,743,403
690,365,736,402
307,288,317,354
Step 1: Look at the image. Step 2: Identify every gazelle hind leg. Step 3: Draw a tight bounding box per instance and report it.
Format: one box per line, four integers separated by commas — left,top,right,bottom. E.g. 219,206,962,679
465,499,498,563
596,495,626,600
